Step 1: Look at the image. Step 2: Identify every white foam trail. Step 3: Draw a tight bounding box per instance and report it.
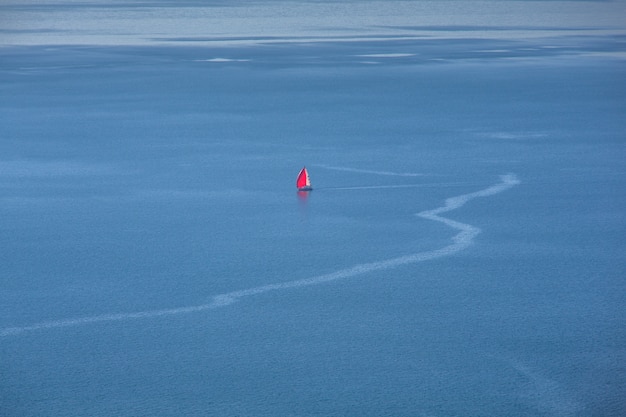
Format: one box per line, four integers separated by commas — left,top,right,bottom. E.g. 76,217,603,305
314,164,424,177
322,182,477,191
503,358,582,416
1,174,519,337
195,58,251,63
356,53,416,58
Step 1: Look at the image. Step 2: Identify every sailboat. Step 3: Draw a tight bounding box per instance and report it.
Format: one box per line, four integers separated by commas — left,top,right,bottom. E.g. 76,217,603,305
296,166,313,191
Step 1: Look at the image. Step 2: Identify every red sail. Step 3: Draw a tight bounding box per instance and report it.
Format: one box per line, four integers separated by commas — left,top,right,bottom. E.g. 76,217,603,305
296,167,310,189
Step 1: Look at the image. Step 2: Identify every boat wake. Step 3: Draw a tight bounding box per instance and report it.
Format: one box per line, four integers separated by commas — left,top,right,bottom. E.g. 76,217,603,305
1,174,520,337
320,182,475,191
313,164,424,177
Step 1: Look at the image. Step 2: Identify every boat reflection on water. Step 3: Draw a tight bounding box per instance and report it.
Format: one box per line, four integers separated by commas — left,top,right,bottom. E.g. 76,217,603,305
297,190,310,202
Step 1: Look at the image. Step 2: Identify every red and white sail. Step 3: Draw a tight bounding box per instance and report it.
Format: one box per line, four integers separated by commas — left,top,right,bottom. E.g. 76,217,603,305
296,167,312,190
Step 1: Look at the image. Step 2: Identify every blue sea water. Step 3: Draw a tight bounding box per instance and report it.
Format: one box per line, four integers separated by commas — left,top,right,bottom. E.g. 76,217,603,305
1,1,625,416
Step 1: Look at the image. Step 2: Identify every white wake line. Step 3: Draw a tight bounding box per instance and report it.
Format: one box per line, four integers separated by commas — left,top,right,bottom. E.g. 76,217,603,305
1,174,520,337
320,182,480,191
313,164,424,177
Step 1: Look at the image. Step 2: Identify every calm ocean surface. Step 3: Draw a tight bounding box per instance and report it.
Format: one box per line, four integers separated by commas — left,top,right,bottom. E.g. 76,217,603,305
1,1,625,416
